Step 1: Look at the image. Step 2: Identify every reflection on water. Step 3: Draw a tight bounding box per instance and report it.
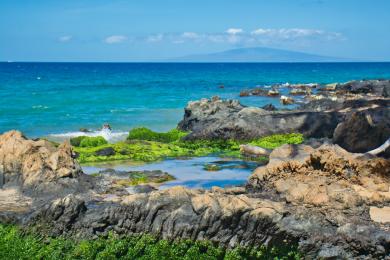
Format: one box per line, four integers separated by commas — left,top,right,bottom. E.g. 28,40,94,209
82,157,261,189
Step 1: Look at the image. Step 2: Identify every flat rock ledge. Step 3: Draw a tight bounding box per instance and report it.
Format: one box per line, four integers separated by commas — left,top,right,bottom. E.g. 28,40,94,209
1,131,390,259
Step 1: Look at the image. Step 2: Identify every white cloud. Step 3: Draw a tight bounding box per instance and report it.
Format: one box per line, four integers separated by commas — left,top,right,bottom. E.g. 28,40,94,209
105,35,127,44
226,28,244,35
182,32,199,39
250,28,340,40
147,33,164,43
135,27,343,47
58,35,72,42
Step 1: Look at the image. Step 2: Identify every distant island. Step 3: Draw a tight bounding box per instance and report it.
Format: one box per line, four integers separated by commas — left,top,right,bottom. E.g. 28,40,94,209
173,47,348,62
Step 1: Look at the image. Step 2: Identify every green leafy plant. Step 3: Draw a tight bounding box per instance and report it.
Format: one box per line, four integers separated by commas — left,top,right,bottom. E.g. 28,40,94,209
79,136,108,147
0,224,301,260
69,135,87,147
128,127,188,143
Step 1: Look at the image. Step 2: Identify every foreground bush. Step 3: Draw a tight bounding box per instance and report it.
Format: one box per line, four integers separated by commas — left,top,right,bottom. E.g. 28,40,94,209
128,127,188,143
79,136,108,147
70,135,87,147
0,224,301,260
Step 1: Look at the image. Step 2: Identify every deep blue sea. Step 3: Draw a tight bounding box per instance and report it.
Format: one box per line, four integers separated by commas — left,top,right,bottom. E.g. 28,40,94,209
1,62,390,139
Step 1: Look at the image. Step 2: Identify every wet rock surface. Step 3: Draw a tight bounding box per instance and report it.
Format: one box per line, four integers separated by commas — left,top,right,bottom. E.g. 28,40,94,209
1,131,390,259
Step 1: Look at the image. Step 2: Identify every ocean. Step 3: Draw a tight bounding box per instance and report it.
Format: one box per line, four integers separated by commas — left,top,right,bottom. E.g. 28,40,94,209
1,62,390,140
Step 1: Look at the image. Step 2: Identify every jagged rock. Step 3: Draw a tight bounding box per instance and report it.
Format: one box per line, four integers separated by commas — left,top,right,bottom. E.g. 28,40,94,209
335,79,390,97
178,98,340,140
1,132,390,259
248,144,390,207
300,94,390,111
333,107,390,155
127,185,157,194
0,131,82,192
261,103,277,111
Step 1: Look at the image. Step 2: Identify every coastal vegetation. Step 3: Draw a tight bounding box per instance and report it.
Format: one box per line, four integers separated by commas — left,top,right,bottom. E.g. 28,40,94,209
71,128,304,164
0,224,301,260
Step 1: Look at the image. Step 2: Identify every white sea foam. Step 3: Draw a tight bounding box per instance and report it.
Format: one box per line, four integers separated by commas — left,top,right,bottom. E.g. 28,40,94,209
49,129,128,143
32,105,49,109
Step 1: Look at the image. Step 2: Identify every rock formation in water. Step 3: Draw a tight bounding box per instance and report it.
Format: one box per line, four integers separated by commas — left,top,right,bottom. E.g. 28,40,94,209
178,80,390,155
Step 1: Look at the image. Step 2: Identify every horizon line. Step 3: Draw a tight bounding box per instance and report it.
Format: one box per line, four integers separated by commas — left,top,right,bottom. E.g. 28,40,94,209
2,60,390,63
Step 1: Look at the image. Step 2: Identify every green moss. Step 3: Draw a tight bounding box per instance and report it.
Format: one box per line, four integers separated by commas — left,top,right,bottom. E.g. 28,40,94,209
74,140,219,164
70,136,87,147
79,136,108,147
74,128,304,164
128,127,188,143
249,133,304,150
0,224,301,259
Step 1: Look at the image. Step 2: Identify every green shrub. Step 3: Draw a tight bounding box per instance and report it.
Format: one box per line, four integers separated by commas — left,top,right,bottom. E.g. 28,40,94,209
79,136,108,147
70,136,87,147
0,224,301,259
128,127,188,143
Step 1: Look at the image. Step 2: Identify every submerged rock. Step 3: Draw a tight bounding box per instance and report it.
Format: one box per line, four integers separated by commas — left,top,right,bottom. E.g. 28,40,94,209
98,169,175,185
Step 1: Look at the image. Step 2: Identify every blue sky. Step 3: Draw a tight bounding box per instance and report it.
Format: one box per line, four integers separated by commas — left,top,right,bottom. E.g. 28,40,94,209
1,0,390,61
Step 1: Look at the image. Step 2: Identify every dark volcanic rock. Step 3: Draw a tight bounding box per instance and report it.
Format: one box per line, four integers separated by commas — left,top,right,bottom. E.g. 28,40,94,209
300,96,390,111
261,103,277,111
127,184,157,194
95,147,116,156
178,98,341,140
335,79,390,97
333,107,390,154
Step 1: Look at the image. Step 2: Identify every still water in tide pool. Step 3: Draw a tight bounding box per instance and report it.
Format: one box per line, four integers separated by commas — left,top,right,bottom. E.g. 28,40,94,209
82,156,260,189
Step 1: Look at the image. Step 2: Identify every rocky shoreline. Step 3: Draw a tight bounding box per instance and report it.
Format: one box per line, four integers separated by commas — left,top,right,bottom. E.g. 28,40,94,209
1,79,390,259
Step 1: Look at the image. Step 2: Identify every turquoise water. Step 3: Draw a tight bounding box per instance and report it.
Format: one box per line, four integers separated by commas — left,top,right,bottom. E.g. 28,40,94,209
82,156,259,190
1,62,390,138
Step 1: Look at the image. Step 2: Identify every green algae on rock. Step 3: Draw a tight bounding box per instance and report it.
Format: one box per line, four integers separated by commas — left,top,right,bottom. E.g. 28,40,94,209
73,128,304,164
0,224,301,260
128,127,188,143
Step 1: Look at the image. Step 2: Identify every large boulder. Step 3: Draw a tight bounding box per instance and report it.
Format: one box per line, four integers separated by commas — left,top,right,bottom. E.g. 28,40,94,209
178,98,340,140
333,108,390,154
0,131,82,193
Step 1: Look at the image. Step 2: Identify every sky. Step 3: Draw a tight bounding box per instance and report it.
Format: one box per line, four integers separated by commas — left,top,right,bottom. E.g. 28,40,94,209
0,0,390,61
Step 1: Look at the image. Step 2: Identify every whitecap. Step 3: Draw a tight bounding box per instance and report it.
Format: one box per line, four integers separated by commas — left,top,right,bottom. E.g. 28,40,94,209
49,130,128,143
32,105,49,109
